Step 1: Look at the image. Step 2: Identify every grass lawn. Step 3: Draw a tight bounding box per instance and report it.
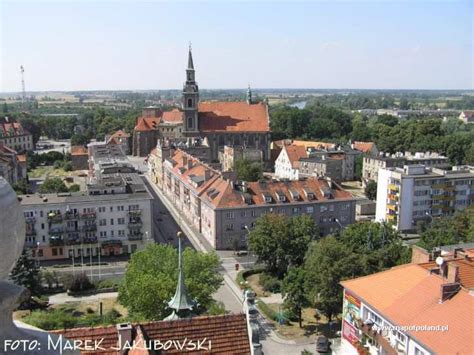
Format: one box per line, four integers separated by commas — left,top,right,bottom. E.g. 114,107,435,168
265,304,340,340
29,166,71,179
247,273,270,297
14,297,127,330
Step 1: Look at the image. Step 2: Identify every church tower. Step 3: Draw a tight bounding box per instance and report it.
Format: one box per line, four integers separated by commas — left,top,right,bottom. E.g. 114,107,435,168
183,45,199,136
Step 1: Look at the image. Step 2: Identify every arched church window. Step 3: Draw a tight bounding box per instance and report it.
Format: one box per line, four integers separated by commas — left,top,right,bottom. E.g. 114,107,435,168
188,116,193,129
188,98,193,108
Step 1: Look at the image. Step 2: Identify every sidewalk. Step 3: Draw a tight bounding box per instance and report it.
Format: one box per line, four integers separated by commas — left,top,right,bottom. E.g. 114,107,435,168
49,292,118,305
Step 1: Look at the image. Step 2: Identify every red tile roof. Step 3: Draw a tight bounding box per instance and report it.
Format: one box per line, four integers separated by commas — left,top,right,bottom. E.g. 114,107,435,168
140,314,251,354
51,314,251,355
198,101,269,133
162,109,183,123
283,145,308,168
70,145,88,156
353,141,376,154
419,258,474,289
134,116,161,132
341,263,474,354
50,324,120,355
17,154,27,163
0,120,30,136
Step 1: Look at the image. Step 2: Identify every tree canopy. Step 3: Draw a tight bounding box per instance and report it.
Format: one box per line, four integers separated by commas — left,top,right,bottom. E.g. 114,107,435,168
235,159,263,182
417,207,474,251
118,244,222,320
248,214,318,278
10,251,42,296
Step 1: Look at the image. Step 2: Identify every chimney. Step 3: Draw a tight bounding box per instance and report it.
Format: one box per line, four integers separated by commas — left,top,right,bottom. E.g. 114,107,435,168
447,263,460,284
204,169,211,181
242,181,247,193
182,154,188,167
116,323,132,354
187,158,193,169
411,245,430,264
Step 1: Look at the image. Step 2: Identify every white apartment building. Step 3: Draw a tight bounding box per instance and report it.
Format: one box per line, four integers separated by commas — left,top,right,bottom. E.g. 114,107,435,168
376,164,473,231
19,143,154,261
20,178,153,261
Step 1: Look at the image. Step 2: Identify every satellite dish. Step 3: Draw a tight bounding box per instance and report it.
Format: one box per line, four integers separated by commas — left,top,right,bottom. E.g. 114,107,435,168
435,256,444,266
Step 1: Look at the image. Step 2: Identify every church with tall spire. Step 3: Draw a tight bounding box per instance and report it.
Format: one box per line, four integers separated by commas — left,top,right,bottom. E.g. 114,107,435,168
132,45,271,162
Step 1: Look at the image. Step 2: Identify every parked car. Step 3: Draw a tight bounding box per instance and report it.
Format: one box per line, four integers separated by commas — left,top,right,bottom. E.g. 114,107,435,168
248,304,259,319
316,335,330,353
235,250,248,256
244,289,256,303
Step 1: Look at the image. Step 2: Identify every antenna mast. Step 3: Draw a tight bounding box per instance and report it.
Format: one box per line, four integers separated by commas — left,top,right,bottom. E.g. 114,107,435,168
20,65,26,108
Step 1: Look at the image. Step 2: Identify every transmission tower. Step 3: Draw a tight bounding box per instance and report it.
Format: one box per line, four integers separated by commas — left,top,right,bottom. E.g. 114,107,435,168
20,65,26,108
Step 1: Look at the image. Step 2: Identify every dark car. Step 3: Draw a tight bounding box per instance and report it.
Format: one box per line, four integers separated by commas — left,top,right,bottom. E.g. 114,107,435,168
316,335,330,353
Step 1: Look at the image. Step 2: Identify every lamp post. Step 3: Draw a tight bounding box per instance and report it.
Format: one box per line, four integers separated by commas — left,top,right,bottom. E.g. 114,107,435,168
244,225,251,269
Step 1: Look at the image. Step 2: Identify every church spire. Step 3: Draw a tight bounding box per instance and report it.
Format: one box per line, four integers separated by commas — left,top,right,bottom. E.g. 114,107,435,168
165,231,195,321
187,43,194,70
246,84,253,105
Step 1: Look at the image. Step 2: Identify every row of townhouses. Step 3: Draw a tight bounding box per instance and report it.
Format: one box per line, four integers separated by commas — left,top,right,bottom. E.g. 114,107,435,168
19,143,153,261
150,146,357,249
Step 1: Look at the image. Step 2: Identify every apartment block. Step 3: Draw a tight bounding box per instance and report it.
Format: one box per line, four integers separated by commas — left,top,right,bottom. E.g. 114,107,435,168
340,243,474,355
363,152,448,187
376,165,473,231
19,143,153,261
161,149,357,249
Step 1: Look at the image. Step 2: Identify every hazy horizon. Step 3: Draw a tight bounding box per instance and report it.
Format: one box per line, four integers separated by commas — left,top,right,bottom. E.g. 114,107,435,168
1,1,473,92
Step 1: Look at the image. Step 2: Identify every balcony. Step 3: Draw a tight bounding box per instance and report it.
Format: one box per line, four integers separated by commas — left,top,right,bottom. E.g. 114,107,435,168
66,236,81,245
388,184,399,191
356,320,398,355
128,233,143,241
47,213,63,223
65,211,80,220
25,216,36,224
128,210,142,217
26,229,37,236
82,236,98,244
66,226,79,232
81,211,97,220
82,225,97,232
49,226,64,234
387,204,397,211
101,239,122,247
49,236,64,246
128,218,143,228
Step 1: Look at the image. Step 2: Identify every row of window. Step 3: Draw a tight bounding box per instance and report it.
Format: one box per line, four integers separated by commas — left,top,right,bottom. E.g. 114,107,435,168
25,205,140,218
225,203,351,219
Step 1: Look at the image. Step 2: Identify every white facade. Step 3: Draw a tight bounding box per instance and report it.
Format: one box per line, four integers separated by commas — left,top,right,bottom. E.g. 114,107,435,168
274,148,299,180
21,192,153,261
376,165,473,231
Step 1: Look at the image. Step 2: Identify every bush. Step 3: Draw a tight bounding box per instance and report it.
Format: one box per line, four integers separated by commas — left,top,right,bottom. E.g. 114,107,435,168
63,273,95,292
206,301,228,316
259,273,281,293
96,279,120,290
257,300,278,322
236,267,266,290
23,308,77,330
63,162,73,172
68,184,80,192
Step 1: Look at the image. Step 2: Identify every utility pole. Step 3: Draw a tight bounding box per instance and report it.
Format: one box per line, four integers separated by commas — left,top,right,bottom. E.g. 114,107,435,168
20,65,26,109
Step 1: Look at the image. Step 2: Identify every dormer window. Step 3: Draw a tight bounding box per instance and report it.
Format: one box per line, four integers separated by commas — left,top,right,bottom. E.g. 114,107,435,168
262,193,272,203
275,191,286,202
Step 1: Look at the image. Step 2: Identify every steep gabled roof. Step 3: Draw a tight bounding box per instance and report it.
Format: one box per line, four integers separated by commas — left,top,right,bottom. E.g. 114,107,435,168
353,141,376,154
283,145,308,168
198,101,269,133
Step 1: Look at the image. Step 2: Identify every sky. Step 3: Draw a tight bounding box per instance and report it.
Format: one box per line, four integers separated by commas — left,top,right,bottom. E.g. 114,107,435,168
0,0,473,92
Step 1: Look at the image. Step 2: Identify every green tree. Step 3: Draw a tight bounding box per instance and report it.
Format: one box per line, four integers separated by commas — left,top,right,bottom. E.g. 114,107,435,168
12,178,32,195
10,250,42,296
364,180,377,200
68,184,80,192
118,244,222,320
417,208,474,251
70,133,90,147
235,159,262,182
249,214,318,278
304,237,362,322
38,177,69,193
282,267,309,328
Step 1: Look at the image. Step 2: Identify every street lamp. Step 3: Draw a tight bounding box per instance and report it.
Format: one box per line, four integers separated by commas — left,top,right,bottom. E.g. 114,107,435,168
244,225,251,268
